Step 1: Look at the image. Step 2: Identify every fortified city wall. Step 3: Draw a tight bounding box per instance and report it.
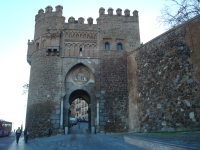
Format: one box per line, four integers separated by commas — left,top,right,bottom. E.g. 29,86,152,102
26,5,140,138
128,15,200,132
26,4,200,139
97,7,140,133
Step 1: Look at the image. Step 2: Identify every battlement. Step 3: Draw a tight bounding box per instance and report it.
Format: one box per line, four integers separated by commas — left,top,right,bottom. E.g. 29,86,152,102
35,6,138,24
28,39,34,45
98,7,138,20
67,16,94,24
35,5,63,21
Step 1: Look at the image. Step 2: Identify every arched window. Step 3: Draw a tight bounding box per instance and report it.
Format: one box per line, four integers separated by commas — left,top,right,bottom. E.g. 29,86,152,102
105,43,109,50
118,44,122,50
42,40,46,48
36,43,39,50
79,48,82,57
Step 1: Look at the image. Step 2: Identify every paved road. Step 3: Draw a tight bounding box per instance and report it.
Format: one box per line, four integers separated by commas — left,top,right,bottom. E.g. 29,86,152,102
0,133,16,150
7,122,145,150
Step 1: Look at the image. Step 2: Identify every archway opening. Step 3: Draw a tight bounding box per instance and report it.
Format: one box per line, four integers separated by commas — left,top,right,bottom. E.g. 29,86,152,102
70,98,88,120
67,90,91,134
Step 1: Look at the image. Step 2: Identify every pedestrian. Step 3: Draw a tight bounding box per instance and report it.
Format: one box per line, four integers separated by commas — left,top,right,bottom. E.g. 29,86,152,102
24,128,29,143
16,127,21,144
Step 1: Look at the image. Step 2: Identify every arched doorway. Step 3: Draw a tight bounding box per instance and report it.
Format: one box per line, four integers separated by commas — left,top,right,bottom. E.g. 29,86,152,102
63,89,95,134
63,63,96,134
68,90,91,133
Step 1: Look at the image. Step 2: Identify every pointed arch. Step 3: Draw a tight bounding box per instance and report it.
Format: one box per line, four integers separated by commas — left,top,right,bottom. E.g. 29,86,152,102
94,34,97,39
42,40,46,48
63,60,95,83
75,33,78,38
83,34,86,39
78,33,81,38
74,44,79,57
93,45,97,50
69,33,72,38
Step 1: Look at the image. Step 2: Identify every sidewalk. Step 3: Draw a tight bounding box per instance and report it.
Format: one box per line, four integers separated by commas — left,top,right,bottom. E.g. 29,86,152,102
8,130,200,150
107,131,200,150
8,133,145,150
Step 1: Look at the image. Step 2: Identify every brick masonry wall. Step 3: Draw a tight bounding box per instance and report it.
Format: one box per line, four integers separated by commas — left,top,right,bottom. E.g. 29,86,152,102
34,12,65,40
100,50,129,133
97,14,140,52
26,49,62,138
128,15,200,132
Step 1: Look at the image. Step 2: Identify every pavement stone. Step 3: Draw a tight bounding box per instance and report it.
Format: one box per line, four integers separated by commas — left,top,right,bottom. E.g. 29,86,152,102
8,123,200,150
8,123,145,150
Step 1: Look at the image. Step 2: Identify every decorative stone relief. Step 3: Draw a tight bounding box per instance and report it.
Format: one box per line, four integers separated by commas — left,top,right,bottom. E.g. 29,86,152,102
64,42,97,57
64,42,97,50
65,31,97,39
72,68,90,85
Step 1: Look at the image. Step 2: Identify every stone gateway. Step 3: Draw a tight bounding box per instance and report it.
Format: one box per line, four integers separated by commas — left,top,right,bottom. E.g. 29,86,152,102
26,5,200,139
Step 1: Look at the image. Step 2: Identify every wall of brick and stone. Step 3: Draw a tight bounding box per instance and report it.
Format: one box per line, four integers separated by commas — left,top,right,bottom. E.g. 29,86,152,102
128,15,200,132
34,6,65,40
100,50,129,133
97,10,140,52
26,49,63,139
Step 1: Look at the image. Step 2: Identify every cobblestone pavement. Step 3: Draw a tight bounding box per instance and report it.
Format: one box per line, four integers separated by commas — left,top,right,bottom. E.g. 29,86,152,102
107,131,200,147
8,123,145,150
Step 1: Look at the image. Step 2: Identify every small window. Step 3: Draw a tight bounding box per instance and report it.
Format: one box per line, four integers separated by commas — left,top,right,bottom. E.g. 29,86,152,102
105,43,109,50
118,44,122,50
36,43,39,50
80,48,82,57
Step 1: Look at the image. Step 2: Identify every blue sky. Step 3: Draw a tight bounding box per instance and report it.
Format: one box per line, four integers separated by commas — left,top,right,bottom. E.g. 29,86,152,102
0,0,166,130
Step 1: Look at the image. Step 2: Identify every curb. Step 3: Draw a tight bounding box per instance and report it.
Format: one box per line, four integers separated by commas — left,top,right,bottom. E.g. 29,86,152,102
124,136,200,150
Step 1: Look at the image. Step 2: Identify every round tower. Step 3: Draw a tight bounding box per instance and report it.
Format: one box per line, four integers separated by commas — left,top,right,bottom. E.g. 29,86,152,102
26,5,65,139
34,5,65,40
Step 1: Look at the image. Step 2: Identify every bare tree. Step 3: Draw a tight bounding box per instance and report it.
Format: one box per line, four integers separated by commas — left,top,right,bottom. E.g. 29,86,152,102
157,0,200,29
22,83,29,95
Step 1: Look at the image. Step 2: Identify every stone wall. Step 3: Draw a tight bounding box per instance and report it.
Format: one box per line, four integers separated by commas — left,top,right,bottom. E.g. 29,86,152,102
100,50,129,133
26,6,141,138
128,15,200,132
26,49,62,138
97,11,140,52
26,101,61,139
34,6,65,40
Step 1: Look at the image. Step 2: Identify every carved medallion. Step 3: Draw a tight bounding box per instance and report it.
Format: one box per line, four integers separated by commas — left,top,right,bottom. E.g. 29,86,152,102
72,68,90,85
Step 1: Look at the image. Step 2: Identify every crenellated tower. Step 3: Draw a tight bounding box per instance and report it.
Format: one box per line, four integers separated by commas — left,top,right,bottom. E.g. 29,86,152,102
27,5,65,65
34,5,65,39
26,6,141,139
97,7,140,52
